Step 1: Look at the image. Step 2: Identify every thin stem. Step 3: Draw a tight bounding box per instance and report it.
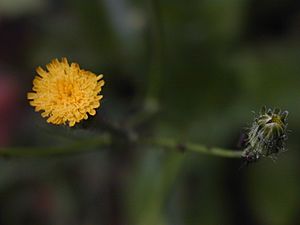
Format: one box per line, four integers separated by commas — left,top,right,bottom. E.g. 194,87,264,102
0,135,242,159
0,134,111,158
150,137,243,158
126,0,164,128
146,0,164,101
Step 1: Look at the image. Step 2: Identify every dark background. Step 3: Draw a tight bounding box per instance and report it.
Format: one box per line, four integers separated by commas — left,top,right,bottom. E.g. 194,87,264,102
1,0,300,224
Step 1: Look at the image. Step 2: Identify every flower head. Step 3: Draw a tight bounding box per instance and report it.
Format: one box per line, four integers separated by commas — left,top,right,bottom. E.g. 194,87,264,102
28,58,105,127
243,106,288,162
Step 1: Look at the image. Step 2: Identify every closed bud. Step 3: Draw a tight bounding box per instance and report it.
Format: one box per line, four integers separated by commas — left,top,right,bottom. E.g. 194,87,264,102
243,106,288,162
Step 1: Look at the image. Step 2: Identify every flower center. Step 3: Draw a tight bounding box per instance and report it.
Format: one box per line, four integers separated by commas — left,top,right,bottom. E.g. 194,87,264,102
66,90,72,97
56,80,78,101
268,115,283,127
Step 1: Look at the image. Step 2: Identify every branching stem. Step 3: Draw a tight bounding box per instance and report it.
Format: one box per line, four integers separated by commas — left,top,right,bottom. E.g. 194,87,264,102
0,135,242,158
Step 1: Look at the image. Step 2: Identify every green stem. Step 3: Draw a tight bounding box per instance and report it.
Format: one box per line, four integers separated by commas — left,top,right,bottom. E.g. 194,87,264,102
150,137,243,158
0,135,111,158
0,135,242,159
126,0,163,128
146,0,164,101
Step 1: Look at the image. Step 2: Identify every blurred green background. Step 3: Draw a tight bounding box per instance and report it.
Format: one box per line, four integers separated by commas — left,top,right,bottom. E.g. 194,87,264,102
1,0,300,224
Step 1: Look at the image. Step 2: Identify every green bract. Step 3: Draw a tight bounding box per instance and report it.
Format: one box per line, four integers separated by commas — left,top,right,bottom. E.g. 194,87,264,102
243,106,288,162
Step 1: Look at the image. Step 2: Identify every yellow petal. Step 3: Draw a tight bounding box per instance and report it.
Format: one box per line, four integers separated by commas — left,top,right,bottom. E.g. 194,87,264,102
89,109,96,116
27,92,36,99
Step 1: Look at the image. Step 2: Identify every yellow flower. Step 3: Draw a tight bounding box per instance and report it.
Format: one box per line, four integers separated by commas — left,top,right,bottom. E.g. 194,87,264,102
28,58,105,127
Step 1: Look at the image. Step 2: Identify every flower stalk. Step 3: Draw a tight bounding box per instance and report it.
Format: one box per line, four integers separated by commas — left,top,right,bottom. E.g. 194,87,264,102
2,107,288,161
149,138,243,158
0,135,242,158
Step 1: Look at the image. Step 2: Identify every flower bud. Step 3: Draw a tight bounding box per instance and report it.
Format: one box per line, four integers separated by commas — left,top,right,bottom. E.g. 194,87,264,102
243,106,288,162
